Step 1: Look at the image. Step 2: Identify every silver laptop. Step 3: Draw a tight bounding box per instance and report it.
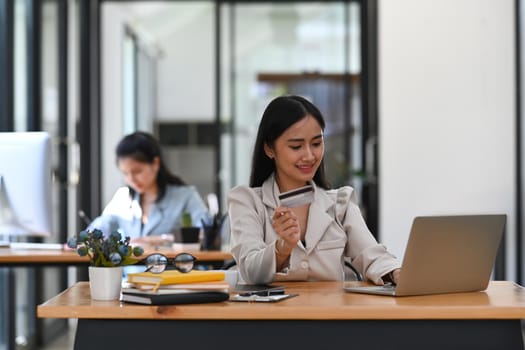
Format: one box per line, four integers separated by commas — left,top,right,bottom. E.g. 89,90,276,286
344,215,505,297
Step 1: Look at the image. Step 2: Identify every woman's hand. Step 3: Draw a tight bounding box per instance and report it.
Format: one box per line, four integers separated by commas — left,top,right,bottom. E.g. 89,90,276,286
382,268,401,285
272,207,300,256
391,269,401,284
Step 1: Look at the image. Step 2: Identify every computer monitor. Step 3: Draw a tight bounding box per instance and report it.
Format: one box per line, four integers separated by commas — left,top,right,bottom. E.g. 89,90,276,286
0,132,52,237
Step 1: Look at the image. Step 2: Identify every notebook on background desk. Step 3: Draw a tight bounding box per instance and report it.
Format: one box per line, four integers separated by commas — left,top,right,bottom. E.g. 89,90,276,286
0,242,64,250
344,214,506,297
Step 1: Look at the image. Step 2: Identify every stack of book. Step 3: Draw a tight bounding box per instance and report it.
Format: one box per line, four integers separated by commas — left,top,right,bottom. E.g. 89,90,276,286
122,270,230,305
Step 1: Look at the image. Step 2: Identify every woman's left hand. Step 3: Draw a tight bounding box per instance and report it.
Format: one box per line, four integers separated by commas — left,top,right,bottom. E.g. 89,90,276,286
391,269,401,284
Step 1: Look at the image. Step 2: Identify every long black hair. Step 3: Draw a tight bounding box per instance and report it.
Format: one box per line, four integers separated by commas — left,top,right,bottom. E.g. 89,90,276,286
249,95,330,189
116,131,186,201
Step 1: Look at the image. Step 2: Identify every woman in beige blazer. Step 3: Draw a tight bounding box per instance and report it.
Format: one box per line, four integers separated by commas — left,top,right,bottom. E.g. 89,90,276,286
228,95,401,285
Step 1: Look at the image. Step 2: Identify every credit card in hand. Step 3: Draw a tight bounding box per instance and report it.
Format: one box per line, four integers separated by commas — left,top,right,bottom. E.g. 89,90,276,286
278,185,314,208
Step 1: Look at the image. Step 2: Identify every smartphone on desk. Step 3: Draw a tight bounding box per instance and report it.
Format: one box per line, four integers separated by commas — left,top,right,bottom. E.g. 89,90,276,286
232,284,285,297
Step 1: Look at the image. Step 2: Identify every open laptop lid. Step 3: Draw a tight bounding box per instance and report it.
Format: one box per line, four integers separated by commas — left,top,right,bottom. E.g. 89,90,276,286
393,214,506,296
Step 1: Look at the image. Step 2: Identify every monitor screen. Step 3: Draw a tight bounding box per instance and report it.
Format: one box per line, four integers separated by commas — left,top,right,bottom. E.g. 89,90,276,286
0,132,52,236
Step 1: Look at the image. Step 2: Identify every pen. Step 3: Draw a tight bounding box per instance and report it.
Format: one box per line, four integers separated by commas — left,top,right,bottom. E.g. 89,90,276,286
78,210,92,226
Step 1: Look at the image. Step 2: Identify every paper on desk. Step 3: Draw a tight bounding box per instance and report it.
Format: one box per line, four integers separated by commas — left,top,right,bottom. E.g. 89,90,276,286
9,242,64,250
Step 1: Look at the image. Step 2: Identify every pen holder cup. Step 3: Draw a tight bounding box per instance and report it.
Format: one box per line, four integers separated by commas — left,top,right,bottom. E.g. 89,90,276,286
202,227,221,251
179,227,201,243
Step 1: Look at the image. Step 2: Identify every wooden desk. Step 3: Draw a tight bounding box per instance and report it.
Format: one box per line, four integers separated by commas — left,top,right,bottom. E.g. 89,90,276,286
0,248,232,266
0,248,232,350
38,281,525,350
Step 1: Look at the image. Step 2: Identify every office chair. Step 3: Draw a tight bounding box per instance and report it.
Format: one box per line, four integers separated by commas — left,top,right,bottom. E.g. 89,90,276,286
344,260,363,281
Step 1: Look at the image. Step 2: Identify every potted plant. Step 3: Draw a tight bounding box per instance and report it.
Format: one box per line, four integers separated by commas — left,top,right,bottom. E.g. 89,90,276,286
67,229,144,300
179,212,200,244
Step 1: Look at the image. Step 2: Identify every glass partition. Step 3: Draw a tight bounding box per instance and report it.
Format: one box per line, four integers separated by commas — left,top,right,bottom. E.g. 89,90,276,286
219,2,362,209
99,0,363,217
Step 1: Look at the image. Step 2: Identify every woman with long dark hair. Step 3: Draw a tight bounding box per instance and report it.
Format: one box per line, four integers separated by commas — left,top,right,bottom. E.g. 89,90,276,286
88,131,209,240
228,95,400,285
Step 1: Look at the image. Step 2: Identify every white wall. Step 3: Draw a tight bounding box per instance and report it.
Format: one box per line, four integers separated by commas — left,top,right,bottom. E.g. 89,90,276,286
379,0,516,279
156,6,215,122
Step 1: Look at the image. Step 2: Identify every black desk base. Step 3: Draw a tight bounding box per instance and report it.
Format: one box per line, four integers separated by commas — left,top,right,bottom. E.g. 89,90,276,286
75,319,524,350
0,268,15,350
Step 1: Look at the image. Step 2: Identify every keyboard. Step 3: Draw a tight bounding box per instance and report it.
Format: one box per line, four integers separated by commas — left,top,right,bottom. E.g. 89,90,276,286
343,283,397,296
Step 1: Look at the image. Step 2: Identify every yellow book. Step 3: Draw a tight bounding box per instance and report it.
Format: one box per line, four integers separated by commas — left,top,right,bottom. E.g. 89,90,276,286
127,270,225,286
123,280,230,293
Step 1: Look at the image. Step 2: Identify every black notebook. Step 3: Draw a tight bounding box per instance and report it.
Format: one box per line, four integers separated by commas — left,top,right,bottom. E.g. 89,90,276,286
121,289,229,305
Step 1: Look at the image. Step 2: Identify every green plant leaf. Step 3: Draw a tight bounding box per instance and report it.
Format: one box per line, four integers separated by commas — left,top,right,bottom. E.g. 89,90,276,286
181,212,193,227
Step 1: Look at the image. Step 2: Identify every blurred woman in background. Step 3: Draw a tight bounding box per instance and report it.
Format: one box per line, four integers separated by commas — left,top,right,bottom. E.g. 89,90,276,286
88,131,210,242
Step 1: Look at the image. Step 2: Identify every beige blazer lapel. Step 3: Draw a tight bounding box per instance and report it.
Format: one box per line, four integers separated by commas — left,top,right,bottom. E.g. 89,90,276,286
261,174,280,211
304,189,335,254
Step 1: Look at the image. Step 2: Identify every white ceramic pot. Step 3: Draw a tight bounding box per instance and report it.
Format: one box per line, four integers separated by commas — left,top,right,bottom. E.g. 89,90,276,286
88,266,123,301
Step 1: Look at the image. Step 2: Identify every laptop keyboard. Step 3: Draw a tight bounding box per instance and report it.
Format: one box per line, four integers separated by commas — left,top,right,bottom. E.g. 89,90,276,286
360,284,396,292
